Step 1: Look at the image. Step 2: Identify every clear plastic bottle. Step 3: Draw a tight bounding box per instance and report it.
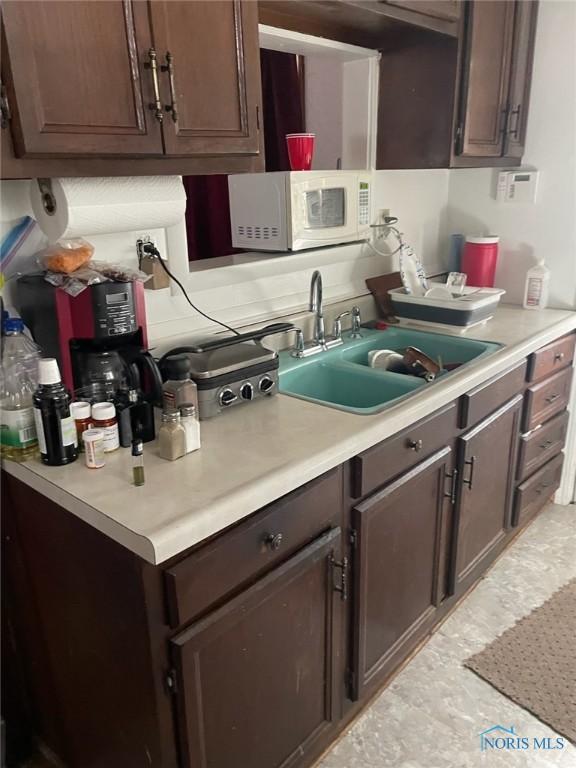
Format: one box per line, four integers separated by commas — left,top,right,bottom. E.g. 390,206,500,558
523,259,550,310
2,317,41,387
0,361,38,461
0,318,41,461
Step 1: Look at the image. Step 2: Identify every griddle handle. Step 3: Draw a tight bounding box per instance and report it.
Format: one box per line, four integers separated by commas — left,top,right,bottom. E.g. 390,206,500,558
157,322,296,361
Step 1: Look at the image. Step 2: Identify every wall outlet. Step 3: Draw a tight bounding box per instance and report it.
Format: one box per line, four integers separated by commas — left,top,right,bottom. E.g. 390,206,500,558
374,208,393,241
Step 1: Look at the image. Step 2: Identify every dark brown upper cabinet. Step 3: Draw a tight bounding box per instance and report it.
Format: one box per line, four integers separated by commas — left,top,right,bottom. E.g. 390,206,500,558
148,1,261,157
502,0,539,159
377,0,539,168
1,0,162,157
456,0,516,158
0,0,263,177
258,1,460,48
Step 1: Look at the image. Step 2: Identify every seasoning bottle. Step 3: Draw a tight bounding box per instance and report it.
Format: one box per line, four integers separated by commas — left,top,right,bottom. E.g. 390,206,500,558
91,402,120,453
82,429,105,469
179,404,201,454
132,439,145,486
158,410,186,461
70,401,92,450
33,358,78,466
161,355,199,412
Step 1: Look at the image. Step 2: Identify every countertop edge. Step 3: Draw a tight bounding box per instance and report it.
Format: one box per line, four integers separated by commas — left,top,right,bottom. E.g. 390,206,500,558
4,311,576,565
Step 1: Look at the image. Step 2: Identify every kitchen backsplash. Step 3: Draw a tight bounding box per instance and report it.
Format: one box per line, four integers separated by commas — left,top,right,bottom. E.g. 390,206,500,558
0,170,451,341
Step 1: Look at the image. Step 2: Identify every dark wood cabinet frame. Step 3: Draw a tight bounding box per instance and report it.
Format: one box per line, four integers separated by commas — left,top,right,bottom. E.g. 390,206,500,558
3,331,573,768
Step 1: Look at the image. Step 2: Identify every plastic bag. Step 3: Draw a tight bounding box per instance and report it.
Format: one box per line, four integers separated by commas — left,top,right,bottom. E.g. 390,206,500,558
88,260,150,284
38,238,94,274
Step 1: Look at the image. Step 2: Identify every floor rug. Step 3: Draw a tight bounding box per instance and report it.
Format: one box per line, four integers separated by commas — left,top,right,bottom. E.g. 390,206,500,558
465,577,576,745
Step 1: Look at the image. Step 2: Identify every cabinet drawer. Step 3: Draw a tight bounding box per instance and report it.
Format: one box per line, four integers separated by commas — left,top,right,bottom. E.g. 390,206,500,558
513,453,564,528
527,333,575,382
459,360,527,429
523,367,573,432
164,468,342,628
351,403,458,499
517,410,569,482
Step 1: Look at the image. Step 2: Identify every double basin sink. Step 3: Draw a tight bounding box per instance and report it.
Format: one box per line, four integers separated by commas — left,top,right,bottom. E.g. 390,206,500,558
279,326,501,415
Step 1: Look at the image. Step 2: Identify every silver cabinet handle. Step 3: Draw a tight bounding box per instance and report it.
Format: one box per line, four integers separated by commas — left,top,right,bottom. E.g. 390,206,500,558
463,456,476,490
161,52,179,123
144,48,164,123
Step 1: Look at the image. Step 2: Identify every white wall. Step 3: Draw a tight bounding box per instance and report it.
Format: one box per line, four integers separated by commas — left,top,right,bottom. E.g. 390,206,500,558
448,0,576,309
305,56,343,170
374,170,450,276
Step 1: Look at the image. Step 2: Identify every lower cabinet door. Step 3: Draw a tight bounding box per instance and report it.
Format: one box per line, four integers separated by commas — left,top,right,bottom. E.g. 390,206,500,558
351,447,453,700
450,395,522,592
170,527,343,768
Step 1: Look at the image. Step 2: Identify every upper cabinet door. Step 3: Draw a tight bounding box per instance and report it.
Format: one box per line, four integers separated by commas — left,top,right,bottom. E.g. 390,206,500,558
457,0,516,158
1,1,163,157
149,0,262,157
503,1,539,159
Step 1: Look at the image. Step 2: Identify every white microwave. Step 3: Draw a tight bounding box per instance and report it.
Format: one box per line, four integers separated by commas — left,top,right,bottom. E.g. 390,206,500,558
228,170,372,251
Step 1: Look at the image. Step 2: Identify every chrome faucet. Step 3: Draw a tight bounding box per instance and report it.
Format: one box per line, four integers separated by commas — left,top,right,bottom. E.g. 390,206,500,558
309,270,326,347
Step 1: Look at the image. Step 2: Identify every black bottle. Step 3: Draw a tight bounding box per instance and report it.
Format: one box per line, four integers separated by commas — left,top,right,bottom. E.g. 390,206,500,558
33,358,78,466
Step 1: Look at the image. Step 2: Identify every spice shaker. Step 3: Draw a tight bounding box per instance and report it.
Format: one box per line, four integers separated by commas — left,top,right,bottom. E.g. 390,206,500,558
158,410,187,461
161,355,199,413
179,404,201,454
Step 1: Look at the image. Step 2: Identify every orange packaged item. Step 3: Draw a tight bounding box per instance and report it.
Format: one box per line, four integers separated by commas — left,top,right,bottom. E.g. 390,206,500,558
41,239,94,274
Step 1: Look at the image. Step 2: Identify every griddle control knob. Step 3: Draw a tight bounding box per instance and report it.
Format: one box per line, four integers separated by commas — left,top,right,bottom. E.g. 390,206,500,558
219,388,237,407
240,382,254,401
259,376,275,394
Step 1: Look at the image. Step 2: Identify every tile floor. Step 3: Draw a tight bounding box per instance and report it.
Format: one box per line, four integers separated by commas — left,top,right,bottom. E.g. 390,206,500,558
318,503,576,768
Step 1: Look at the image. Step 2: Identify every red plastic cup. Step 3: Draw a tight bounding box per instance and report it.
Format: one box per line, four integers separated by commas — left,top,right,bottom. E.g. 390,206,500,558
286,133,315,171
461,236,499,287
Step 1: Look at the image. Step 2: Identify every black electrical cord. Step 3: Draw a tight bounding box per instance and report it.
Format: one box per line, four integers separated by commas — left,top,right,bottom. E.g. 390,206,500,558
142,244,240,336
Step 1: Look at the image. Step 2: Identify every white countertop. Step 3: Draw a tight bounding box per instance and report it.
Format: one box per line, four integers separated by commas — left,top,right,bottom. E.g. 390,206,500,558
4,305,576,565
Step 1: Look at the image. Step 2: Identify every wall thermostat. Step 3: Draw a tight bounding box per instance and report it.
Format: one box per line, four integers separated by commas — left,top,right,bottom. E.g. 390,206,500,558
496,170,539,203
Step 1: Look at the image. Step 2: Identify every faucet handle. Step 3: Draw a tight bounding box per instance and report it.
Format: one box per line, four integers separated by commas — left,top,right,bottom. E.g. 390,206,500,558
350,306,363,338
332,311,351,340
289,327,306,358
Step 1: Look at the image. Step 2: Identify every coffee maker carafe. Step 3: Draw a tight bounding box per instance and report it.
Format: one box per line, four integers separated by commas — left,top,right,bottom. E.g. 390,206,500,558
17,276,163,406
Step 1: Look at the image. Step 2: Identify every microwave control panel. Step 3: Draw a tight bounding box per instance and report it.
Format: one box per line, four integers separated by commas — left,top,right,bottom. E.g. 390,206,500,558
358,181,371,225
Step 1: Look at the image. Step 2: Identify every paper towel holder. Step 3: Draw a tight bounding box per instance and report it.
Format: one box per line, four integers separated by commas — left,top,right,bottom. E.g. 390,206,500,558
37,178,57,216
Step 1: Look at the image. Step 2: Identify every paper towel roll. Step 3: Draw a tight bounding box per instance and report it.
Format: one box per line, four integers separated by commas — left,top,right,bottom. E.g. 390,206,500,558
31,176,186,242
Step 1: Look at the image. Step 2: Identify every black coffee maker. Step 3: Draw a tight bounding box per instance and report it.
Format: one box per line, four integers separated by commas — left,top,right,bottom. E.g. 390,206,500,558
17,276,162,443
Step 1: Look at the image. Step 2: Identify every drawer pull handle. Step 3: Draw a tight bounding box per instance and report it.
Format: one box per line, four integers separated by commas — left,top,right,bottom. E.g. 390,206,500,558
264,533,283,551
554,352,565,362
463,456,476,490
330,555,349,601
407,438,423,452
444,468,459,505
536,482,552,494
539,440,554,450
545,393,560,404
